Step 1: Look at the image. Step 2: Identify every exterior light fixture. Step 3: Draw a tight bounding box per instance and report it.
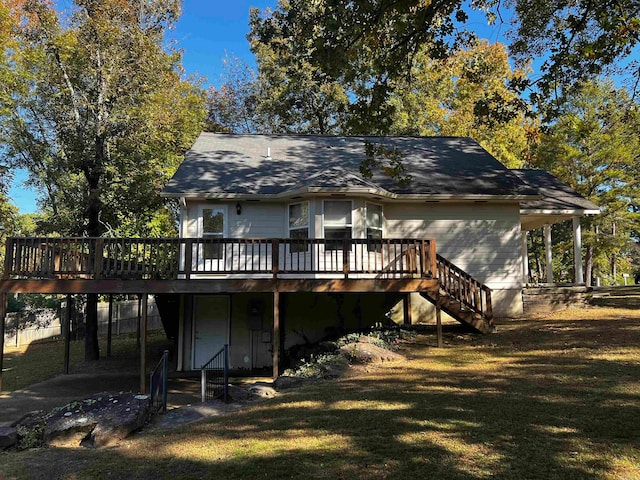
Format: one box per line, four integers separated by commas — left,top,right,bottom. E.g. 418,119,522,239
236,202,242,215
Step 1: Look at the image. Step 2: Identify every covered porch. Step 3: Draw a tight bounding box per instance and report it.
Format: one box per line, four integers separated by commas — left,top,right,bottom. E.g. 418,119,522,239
513,169,600,287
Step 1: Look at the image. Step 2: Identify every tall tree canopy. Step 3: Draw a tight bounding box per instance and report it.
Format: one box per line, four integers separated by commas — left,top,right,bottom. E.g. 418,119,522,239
389,40,537,168
248,0,640,128
0,0,206,359
533,80,640,285
1,0,205,238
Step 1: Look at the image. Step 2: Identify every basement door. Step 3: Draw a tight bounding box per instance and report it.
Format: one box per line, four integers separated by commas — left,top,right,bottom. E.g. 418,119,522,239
192,295,230,369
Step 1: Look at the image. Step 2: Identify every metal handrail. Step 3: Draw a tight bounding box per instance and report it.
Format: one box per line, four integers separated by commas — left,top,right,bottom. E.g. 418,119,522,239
201,344,229,403
149,349,169,413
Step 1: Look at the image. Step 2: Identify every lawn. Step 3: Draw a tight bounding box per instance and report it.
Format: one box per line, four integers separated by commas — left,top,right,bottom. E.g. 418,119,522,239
1,330,170,392
1,306,639,479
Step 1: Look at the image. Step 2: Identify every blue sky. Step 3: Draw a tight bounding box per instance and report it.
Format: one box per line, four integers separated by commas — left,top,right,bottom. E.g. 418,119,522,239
8,0,510,215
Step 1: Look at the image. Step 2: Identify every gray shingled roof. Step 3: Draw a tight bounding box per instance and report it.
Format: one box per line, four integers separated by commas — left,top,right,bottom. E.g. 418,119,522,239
162,133,540,199
512,169,600,212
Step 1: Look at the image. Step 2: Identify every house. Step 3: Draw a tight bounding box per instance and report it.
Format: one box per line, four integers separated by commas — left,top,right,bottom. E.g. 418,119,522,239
0,134,599,387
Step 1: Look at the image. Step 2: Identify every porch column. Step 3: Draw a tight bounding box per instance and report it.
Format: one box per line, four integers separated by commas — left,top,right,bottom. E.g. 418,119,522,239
273,291,281,379
544,225,553,284
0,293,6,392
573,216,584,284
140,294,148,394
521,230,529,284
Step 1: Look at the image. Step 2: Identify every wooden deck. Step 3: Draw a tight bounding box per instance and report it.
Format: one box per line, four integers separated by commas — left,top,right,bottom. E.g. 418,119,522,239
0,236,495,387
1,237,438,294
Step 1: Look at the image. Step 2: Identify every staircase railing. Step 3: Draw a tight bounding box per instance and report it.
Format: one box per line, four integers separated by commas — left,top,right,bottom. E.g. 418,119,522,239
436,254,493,325
201,344,229,403
149,349,169,413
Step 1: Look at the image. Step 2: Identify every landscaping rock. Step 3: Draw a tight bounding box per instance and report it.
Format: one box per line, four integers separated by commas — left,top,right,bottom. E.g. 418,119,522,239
339,342,405,364
0,426,17,450
273,375,309,391
43,392,151,448
247,382,277,398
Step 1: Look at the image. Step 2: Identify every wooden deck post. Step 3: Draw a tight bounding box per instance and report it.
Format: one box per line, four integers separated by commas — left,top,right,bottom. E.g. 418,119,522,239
0,293,6,392
403,294,412,326
106,294,113,358
64,294,71,374
140,293,148,394
435,292,443,348
273,291,280,379
136,294,141,349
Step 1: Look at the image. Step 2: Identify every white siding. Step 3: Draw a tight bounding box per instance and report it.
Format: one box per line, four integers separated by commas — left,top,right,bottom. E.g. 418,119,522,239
385,202,523,290
185,201,286,238
183,199,523,291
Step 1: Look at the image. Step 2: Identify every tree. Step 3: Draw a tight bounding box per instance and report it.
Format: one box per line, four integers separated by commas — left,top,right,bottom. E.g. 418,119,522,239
248,0,476,134
206,55,267,134
505,0,640,112
248,1,640,130
0,0,206,360
389,40,538,168
534,80,640,286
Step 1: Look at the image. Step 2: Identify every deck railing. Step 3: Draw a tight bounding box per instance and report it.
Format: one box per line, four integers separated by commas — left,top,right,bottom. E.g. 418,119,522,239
3,237,437,280
436,254,493,324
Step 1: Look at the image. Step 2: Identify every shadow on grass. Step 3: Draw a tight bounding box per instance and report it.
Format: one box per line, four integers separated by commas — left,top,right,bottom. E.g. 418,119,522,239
3,318,640,479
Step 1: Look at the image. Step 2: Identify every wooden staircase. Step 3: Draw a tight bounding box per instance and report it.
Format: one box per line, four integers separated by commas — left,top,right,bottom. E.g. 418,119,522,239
420,254,495,334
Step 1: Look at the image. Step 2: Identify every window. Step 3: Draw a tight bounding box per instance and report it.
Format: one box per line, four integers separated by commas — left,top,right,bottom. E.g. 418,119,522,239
324,200,352,250
288,202,309,253
202,208,224,259
366,203,383,251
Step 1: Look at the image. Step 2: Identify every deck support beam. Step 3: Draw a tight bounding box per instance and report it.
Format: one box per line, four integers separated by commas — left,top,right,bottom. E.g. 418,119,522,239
0,293,6,392
273,291,281,379
64,294,71,374
544,225,553,284
403,294,412,326
107,294,113,358
435,292,443,348
140,294,148,394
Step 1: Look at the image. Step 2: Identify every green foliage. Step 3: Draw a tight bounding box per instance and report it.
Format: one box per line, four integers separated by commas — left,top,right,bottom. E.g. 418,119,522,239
389,40,538,168
507,0,640,115
284,328,414,378
533,80,640,285
283,353,348,379
0,0,205,238
206,55,266,134
16,421,45,450
248,0,484,135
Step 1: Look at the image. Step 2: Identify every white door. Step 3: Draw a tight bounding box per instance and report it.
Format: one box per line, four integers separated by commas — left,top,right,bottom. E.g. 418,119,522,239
193,296,230,369
198,206,227,272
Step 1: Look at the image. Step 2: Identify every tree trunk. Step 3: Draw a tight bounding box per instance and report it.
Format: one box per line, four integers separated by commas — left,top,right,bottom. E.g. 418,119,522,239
83,135,106,361
585,244,594,288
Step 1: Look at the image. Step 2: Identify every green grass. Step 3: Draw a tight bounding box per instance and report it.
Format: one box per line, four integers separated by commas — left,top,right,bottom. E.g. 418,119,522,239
1,307,640,479
1,330,169,392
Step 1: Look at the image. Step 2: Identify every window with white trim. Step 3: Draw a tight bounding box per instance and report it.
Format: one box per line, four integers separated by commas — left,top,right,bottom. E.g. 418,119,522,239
366,202,383,251
202,207,224,260
288,202,309,253
323,200,352,250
